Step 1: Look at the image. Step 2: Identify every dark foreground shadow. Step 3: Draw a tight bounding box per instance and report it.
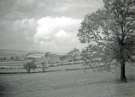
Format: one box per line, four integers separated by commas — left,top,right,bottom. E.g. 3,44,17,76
0,84,6,97
114,76,135,97
0,82,12,97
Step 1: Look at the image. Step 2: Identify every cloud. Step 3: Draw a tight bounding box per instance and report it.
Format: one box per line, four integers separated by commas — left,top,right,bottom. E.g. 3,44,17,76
0,0,102,53
0,18,37,50
34,16,81,42
34,16,83,53
55,30,71,38
0,0,103,20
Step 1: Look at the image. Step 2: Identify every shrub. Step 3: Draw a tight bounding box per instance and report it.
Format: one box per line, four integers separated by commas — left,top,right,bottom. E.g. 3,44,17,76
24,60,37,73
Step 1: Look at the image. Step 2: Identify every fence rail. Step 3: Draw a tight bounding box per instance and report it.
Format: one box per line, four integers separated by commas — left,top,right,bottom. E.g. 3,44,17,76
0,60,87,74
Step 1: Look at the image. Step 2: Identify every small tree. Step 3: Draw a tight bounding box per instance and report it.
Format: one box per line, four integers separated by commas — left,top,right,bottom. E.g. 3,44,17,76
10,56,14,61
3,57,7,61
24,59,37,73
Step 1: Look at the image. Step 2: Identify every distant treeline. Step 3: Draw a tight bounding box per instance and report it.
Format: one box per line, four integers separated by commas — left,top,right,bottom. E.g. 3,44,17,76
0,56,24,61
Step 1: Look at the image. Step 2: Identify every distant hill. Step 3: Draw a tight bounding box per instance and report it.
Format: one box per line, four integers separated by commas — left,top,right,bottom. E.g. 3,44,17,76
0,49,81,64
0,49,28,57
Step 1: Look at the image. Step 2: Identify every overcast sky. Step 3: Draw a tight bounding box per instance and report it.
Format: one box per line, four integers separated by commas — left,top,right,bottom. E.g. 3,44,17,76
0,0,103,54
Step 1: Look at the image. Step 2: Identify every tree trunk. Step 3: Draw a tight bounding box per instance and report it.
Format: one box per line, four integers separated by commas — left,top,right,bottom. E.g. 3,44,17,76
27,65,31,73
28,68,31,73
42,64,45,72
120,60,127,82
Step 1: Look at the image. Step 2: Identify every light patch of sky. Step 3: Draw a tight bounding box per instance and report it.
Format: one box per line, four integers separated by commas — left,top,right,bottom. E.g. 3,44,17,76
32,16,84,53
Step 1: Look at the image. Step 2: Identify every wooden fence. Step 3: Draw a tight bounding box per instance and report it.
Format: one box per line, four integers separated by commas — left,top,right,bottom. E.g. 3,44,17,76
0,60,90,74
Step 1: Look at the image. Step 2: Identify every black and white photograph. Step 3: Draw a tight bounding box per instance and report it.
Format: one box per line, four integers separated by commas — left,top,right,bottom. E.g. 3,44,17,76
0,0,135,97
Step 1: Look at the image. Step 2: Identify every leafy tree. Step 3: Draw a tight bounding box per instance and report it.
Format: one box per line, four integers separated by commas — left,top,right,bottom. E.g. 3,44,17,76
68,48,80,61
78,0,135,82
60,55,66,61
10,56,14,60
24,59,37,73
45,52,50,58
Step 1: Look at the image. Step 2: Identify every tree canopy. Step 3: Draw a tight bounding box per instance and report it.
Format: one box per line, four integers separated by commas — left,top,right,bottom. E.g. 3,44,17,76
78,0,135,81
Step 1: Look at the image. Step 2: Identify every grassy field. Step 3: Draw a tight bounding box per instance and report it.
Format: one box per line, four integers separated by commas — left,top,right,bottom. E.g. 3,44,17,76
0,65,135,97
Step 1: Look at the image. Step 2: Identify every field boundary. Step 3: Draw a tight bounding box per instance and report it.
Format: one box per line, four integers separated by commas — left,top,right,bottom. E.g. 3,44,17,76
0,60,91,74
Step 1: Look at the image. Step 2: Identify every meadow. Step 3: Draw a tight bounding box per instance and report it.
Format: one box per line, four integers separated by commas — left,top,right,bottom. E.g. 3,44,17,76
0,63,135,97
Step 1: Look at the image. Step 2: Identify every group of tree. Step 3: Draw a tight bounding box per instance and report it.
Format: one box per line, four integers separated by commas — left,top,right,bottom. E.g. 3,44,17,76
78,0,135,82
0,56,21,61
10,56,20,61
60,48,81,62
67,48,81,61
23,59,37,73
0,57,7,61
23,52,50,73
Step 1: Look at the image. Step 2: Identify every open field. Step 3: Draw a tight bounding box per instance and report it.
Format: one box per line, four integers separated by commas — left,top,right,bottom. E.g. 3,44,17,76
0,65,135,97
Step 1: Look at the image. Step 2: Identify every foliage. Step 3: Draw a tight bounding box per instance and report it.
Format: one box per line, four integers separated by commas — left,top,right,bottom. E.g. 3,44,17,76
78,0,135,77
0,57,7,61
67,48,81,61
24,59,37,73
